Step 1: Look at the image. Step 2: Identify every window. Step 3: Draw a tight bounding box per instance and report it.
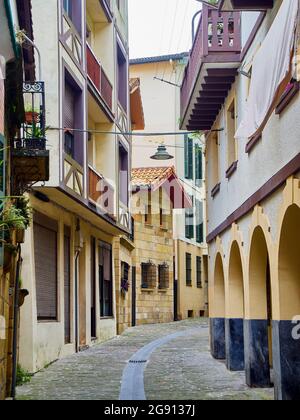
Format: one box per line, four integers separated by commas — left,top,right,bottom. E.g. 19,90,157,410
117,43,128,112
34,213,58,321
119,143,129,206
195,145,203,187
197,257,202,288
227,98,237,168
159,188,166,228
64,73,84,166
121,262,130,293
145,190,152,225
158,264,169,289
184,135,193,180
99,242,113,317
141,262,156,289
186,253,192,287
196,199,204,244
185,195,194,240
63,0,82,35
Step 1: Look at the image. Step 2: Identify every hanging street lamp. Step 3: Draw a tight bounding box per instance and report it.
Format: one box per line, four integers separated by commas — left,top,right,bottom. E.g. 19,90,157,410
150,144,174,161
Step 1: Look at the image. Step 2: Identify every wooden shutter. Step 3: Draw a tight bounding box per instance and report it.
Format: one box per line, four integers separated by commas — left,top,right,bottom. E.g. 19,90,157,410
64,227,71,343
195,146,203,185
64,81,75,129
34,214,58,321
184,137,194,180
196,200,204,244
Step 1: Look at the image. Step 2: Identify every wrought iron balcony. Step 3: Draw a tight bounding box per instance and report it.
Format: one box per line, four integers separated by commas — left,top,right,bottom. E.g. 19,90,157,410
12,81,49,192
180,5,241,130
87,43,113,112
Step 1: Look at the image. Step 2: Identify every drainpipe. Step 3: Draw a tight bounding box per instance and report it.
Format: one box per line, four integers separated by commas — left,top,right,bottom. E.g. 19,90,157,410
11,245,22,400
74,250,80,353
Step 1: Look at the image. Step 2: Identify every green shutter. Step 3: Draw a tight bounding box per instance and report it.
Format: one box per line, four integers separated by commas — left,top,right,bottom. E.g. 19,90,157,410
184,135,193,180
195,146,203,186
185,195,194,239
196,200,204,244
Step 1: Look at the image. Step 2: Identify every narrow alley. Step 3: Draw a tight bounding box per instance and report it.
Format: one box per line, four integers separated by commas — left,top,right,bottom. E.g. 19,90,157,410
17,319,273,401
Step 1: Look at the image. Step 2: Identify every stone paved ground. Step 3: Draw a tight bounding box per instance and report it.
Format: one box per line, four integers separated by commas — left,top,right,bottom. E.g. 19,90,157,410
17,319,274,401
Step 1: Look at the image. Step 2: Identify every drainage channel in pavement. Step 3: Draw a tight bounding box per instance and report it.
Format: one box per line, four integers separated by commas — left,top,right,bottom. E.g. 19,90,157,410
119,329,199,401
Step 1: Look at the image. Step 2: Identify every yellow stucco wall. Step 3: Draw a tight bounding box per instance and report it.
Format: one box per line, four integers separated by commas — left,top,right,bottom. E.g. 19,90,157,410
176,240,207,320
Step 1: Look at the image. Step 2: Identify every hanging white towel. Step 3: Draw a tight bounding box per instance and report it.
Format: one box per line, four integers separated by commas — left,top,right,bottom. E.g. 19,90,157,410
235,0,299,140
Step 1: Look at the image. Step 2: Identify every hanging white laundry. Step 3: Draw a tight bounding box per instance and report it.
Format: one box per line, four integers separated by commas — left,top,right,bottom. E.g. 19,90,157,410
235,0,299,140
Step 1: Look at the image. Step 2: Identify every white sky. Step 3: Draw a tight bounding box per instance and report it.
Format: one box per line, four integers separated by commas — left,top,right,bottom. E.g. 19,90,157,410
128,0,201,59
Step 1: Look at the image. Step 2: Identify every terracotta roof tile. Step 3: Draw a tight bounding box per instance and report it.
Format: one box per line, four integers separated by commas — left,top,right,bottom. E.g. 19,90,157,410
131,166,174,188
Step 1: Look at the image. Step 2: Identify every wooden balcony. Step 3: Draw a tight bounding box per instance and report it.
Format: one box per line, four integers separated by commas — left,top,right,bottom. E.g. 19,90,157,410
87,43,113,116
180,5,241,131
88,165,115,218
220,0,273,11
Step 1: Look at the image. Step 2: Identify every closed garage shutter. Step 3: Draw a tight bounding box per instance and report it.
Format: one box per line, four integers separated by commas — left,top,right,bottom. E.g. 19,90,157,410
34,213,58,321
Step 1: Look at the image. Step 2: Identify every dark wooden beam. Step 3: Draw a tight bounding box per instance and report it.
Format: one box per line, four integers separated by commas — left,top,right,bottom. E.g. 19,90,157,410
201,84,231,91
206,68,238,77
204,76,236,84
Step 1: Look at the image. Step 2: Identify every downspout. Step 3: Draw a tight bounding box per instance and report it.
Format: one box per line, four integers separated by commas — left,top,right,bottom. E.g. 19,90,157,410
15,31,42,81
75,250,80,353
11,245,22,400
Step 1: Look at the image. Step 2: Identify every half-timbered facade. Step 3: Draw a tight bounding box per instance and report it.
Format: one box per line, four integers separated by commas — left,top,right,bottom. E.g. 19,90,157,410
19,0,132,374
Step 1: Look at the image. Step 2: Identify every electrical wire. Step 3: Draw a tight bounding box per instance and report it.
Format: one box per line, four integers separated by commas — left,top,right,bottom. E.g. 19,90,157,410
49,127,217,137
162,0,180,80
154,0,170,79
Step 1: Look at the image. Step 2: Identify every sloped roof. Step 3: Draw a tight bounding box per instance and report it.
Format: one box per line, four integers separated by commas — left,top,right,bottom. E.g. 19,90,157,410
130,52,189,66
131,166,192,209
132,166,174,188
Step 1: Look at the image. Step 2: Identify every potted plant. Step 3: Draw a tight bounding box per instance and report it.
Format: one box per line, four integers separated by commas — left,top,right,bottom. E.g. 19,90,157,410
24,105,40,125
14,197,32,243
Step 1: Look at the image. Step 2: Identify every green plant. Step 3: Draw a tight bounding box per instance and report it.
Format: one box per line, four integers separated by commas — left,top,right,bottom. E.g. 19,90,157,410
15,197,32,229
16,365,32,387
24,104,40,114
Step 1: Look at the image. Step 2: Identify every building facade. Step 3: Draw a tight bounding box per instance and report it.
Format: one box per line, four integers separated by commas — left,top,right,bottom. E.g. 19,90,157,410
130,56,208,322
131,166,191,325
18,0,133,374
180,0,300,400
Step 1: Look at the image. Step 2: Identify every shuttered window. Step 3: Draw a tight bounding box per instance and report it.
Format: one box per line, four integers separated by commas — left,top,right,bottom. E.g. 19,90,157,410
99,242,113,317
34,213,58,321
197,257,202,288
141,263,156,289
195,145,203,187
196,199,204,244
64,227,71,343
185,195,194,240
64,80,75,159
186,253,192,287
184,135,193,180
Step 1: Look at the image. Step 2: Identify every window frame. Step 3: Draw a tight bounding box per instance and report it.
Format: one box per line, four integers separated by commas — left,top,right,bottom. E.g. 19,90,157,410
186,253,192,287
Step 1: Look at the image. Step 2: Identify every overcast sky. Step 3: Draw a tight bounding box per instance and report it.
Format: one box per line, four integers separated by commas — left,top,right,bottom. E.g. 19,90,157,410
128,0,201,59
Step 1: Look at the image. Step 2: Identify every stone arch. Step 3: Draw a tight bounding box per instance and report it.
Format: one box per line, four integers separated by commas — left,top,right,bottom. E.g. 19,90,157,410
245,225,273,388
278,204,300,319
210,253,226,360
272,203,300,400
226,239,245,371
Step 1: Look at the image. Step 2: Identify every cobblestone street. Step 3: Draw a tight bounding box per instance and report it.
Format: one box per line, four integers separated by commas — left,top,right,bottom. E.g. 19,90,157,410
17,319,274,401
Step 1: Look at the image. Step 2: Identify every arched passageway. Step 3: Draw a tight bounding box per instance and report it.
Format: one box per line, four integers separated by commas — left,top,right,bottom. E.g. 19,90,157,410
245,227,272,388
210,254,226,360
274,205,300,400
226,242,245,371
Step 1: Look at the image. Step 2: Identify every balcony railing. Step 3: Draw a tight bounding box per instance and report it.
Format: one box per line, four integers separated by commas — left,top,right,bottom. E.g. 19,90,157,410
181,5,241,117
89,165,115,217
12,81,49,193
87,43,113,111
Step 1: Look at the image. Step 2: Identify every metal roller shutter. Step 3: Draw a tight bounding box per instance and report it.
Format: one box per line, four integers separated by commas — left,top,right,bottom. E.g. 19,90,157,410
34,214,58,321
